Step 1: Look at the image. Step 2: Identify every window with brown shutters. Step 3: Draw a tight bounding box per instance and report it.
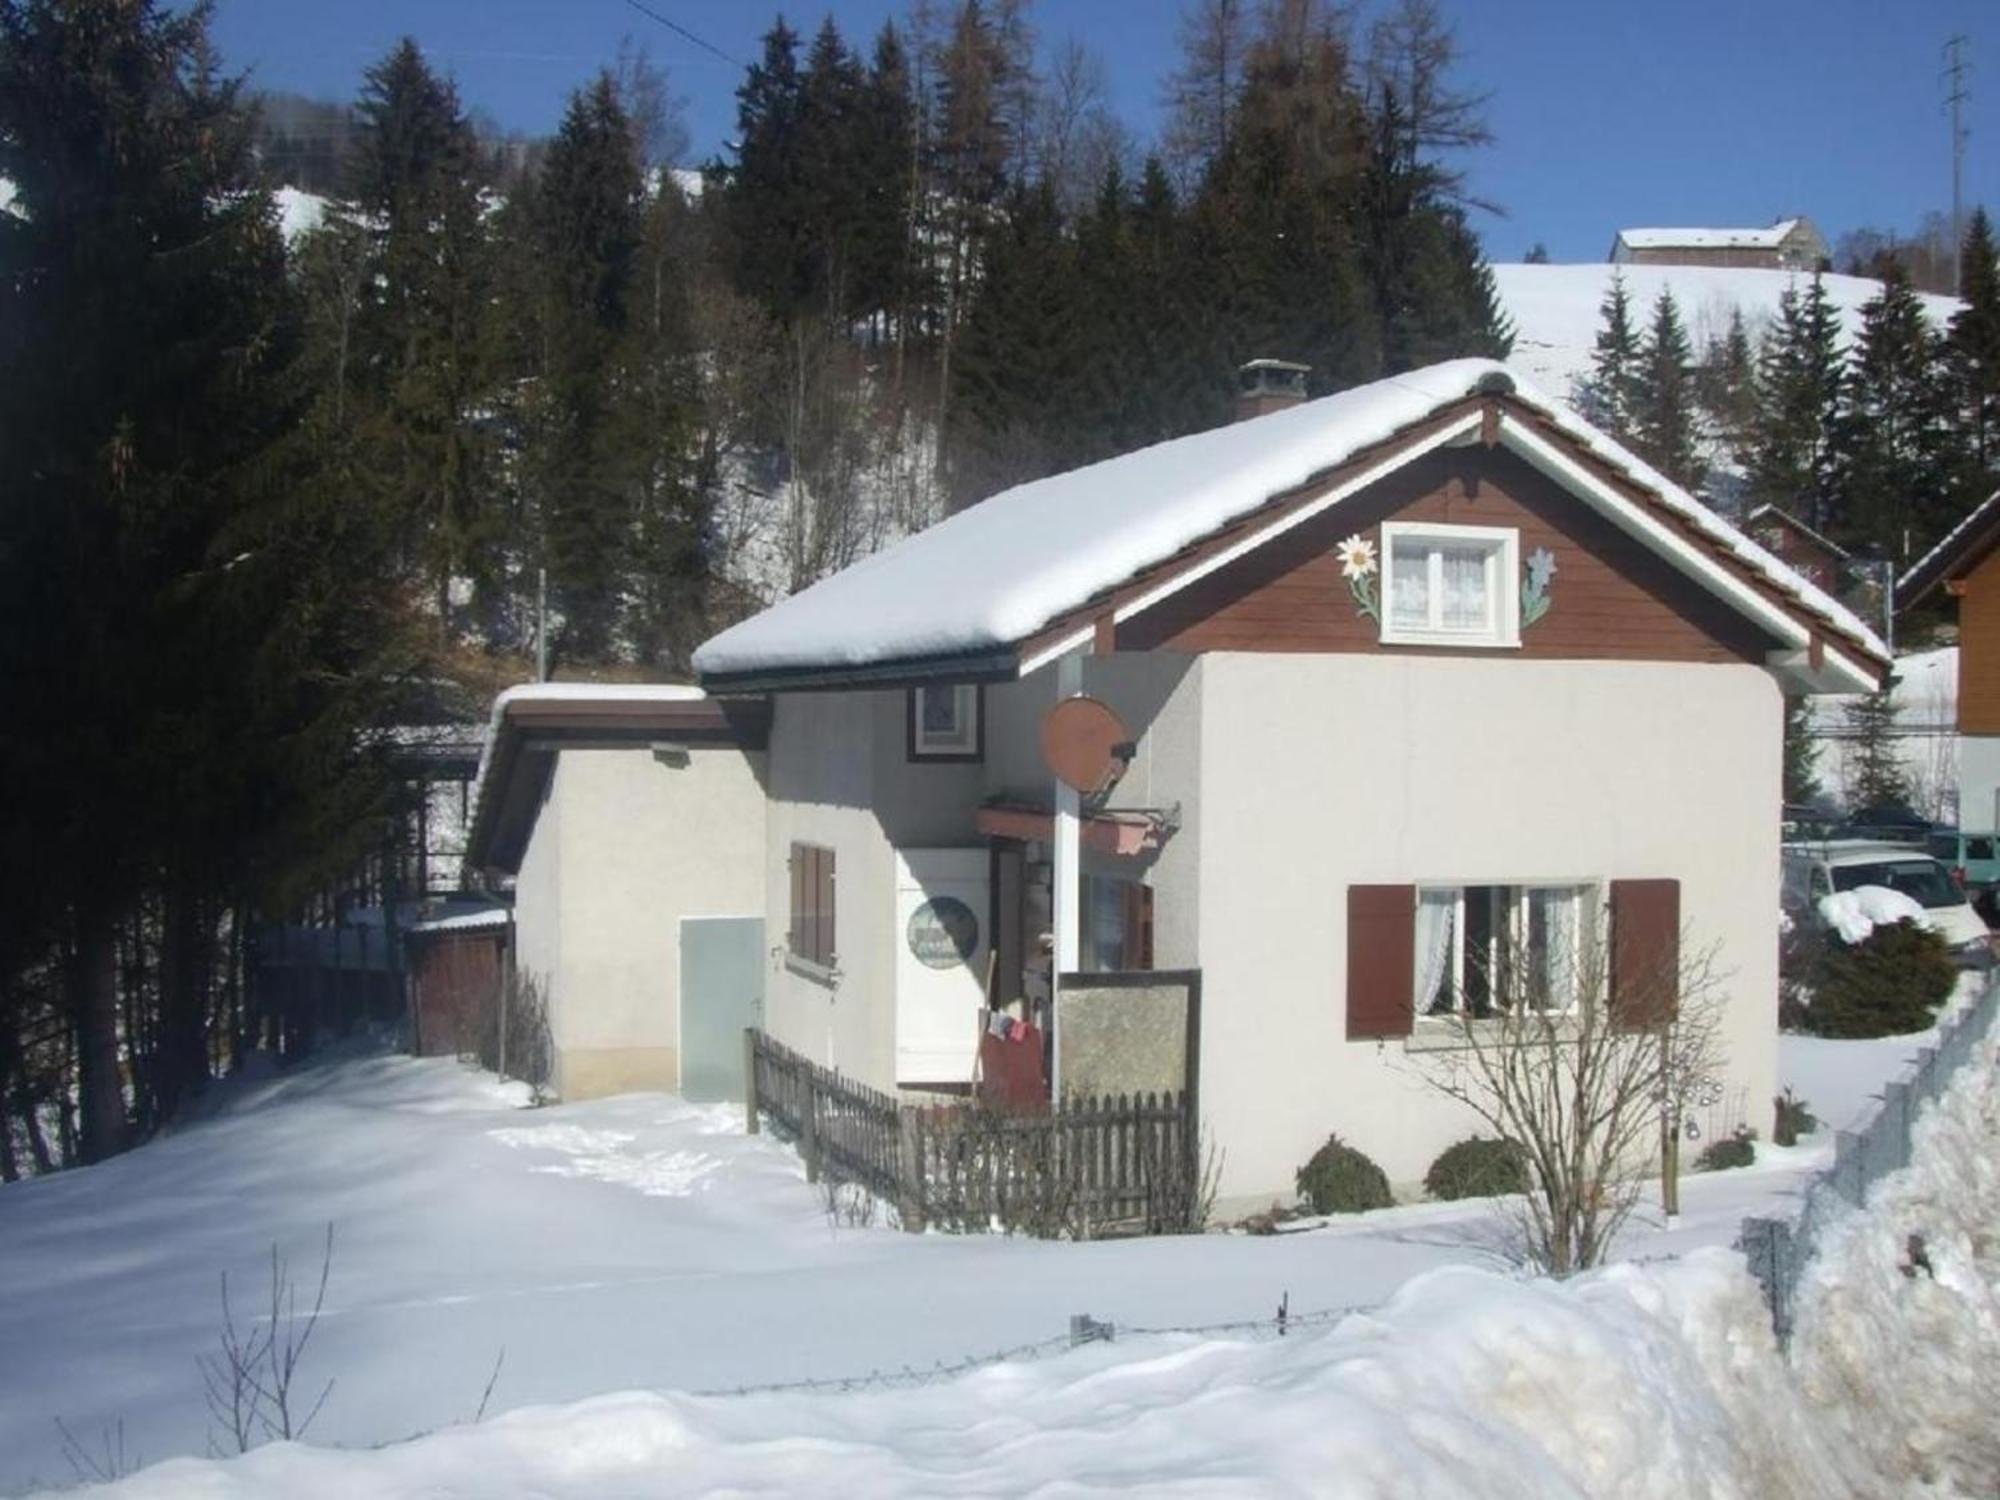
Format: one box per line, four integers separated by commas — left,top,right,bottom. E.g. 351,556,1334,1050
1346,885,1415,1039
788,842,837,970
1610,878,1680,1028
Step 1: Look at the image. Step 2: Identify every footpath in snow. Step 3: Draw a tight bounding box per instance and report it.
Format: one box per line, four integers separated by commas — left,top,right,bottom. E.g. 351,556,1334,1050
0,1010,1983,1497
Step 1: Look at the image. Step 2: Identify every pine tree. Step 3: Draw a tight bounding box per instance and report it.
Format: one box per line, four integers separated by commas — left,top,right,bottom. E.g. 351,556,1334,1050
341,38,494,628
1947,208,2000,474
1582,271,1641,441
1749,274,1843,533
1633,289,1703,490
724,20,808,321
1699,308,1759,477
0,0,406,1153
1833,258,1963,557
1842,686,1911,813
529,75,645,662
1783,696,1821,806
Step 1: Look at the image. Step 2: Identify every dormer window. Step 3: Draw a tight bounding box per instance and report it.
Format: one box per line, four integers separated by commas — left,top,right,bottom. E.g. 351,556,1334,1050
1379,522,1520,648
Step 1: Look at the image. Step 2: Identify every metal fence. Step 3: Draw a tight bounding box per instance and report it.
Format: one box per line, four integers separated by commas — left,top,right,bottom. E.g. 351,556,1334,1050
1739,970,2000,1344
746,1029,1201,1238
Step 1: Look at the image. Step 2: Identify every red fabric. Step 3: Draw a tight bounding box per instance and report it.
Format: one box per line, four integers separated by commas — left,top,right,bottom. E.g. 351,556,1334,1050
978,1020,1047,1108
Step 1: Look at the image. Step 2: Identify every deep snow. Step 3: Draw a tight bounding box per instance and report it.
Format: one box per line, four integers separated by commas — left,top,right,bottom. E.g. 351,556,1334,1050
20,1002,1998,1499
0,1018,1946,1496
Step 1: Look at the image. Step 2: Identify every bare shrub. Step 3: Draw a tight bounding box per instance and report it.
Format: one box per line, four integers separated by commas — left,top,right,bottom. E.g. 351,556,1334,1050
198,1224,336,1455
53,1416,138,1485
469,968,554,1102
1413,927,1728,1274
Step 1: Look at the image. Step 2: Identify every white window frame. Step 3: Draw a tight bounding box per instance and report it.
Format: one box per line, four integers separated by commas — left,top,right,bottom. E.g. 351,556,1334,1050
1414,881,1597,1018
1379,521,1521,648
909,682,983,761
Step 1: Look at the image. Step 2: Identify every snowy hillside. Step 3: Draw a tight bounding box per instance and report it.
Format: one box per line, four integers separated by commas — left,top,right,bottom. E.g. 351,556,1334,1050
0,1015,1965,1497
1493,261,1962,401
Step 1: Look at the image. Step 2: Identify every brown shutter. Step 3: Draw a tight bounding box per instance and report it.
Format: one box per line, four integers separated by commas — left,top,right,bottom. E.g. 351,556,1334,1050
817,846,837,967
1346,885,1415,1040
1610,879,1680,1028
789,842,805,958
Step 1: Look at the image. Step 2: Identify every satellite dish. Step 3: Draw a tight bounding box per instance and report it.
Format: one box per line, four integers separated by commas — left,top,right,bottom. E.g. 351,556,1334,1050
1040,696,1135,798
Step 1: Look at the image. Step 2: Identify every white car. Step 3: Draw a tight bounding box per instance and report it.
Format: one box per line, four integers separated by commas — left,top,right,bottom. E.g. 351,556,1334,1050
1781,840,1995,968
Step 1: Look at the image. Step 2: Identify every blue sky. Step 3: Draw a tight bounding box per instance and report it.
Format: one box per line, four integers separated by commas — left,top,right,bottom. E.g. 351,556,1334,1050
208,0,1993,263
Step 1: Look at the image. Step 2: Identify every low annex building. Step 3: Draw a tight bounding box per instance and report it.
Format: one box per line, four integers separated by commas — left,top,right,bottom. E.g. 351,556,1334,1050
692,357,1887,1207
463,685,770,1103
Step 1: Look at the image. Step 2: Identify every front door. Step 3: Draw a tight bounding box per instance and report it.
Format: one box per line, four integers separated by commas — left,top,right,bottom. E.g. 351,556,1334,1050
679,916,765,1102
895,849,990,1085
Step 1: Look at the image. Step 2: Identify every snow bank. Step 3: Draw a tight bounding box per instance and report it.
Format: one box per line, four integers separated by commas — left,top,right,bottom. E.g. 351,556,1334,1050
54,1251,1866,1500
1793,1011,2000,1492
1816,885,1929,944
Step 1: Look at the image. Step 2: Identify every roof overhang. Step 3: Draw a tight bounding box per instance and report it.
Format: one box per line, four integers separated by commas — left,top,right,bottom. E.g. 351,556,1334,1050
464,692,770,877
1900,487,2000,612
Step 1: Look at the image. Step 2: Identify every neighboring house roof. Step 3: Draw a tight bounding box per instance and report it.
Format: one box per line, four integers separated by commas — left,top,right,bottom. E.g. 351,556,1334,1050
1743,504,1852,561
464,684,770,876
1899,488,2000,609
693,358,1886,695
1616,219,1810,252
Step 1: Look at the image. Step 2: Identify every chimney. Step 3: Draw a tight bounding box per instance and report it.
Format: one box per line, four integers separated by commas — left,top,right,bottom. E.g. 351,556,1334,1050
1235,359,1311,422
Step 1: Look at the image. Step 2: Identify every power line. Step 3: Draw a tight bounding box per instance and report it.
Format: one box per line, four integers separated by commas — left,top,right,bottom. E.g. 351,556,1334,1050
617,0,741,68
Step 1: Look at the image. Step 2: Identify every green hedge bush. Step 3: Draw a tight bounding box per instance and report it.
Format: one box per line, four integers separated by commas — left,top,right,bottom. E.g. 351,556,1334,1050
1423,1136,1529,1201
1296,1134,1393,1214
1806,918,1956,1038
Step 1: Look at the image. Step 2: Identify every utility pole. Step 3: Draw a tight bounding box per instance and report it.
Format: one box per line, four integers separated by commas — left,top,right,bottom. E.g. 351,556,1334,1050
1944,35,1971,294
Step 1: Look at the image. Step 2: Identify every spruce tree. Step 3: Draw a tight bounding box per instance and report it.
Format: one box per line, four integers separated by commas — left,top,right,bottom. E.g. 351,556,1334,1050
1582,271,1641,441
1633,289,1703,490
1783,696,1821,806
1833,258,1962,556
1699,309,1759,480
1750,274,1843,533
1947,208,2000,474
530,75,645,662
725,20,809,321
342,38,494,629
1842,686,1911,813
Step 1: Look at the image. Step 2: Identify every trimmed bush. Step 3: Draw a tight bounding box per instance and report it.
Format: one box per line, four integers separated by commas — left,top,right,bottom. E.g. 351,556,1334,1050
1696,1127,1756,1172
1773,1089,1817,1147
1423,1135,1529,1201
1295,1134,1393,1214
1806,919,1956,1038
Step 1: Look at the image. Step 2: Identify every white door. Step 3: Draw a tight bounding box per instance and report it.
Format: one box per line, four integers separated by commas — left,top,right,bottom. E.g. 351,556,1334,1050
895,848,989,1084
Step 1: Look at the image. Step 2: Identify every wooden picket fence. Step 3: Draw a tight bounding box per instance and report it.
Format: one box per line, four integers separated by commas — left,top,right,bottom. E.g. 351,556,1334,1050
745,1030,1200,1239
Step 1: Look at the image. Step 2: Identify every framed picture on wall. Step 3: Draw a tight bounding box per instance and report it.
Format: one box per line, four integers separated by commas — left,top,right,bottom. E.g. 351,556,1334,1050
907,683,983,762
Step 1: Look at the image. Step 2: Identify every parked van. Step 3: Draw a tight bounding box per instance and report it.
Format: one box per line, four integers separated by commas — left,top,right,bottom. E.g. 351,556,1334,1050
1781,840,1995,968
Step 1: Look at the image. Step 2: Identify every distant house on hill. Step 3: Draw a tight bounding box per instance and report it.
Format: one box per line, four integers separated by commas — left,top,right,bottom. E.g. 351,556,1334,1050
1744,504,1850,593
1611,218,1828,272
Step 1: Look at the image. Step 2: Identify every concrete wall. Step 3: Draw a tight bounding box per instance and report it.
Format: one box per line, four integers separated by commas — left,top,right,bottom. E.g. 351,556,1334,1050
1194,654,1783,1207
515,746,768,1100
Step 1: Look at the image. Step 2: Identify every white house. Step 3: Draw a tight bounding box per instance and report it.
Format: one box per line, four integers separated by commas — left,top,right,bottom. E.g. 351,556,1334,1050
689,358,1887,1208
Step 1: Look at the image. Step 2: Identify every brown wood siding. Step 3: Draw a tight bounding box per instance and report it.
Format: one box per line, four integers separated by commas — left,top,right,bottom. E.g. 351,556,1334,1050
1346,885,1415,1040
1958,547,2000,734
1118,448,1775,665
1610,878,1680,1028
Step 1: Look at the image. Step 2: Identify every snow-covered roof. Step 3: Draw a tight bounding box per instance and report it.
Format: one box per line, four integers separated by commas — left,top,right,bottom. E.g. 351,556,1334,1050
1618,220,1807,251
693,358,1886,685
469,682,709,831
1899,488,2000,604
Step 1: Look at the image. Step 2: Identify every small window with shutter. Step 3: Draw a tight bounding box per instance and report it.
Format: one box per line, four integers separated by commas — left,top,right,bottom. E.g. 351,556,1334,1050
788,842,838,972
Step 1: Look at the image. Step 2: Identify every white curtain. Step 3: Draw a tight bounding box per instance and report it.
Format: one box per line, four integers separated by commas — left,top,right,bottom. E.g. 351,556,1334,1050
1391,543,1430,627
1525,887,1579,1008
1415,888,1457,1014
1439,545,1489,630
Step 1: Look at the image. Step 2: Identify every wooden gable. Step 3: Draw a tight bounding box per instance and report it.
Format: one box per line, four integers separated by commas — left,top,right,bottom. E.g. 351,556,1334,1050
1958,546,2000,736
1117,445,1775,665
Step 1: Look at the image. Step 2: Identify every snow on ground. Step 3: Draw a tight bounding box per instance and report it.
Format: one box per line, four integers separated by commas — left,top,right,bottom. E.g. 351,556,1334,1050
0,1022,1953,1496
1492,261,1961,401
271,186,325,241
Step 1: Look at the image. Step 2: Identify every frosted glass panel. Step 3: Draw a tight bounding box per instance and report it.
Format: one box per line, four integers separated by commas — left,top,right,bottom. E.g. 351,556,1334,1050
1390,543,1430,627
1439,545,1489,630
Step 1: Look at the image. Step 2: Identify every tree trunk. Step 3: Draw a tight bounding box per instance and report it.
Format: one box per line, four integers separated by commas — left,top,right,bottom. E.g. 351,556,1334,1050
69,911,126,1163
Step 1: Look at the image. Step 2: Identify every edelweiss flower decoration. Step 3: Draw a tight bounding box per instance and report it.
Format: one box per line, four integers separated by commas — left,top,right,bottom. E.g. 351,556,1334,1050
1522,546,1557,626
1338,533,1380,622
